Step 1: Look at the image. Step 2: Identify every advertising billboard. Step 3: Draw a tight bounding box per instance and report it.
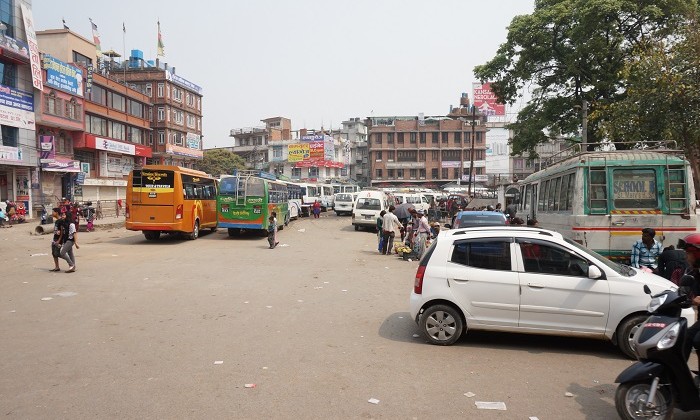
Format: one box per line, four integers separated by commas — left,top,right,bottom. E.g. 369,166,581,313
309,141,324,159
472,82,505,118
0,84,35,130
43,55,83,97
288,143,310,162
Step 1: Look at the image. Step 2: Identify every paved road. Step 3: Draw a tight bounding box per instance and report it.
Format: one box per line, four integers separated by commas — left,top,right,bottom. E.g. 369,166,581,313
0,215,696,419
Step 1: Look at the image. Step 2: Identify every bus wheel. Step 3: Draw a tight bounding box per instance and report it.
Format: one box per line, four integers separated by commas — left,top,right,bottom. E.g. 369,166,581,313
285,213,290,226
354,225,359,231
144,231,160,241
188,220,199,240
210,227,218,233
227,228,239,237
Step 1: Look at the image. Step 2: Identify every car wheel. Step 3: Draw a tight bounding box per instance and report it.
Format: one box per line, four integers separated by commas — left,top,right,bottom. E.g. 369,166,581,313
188,220,199,240
354,224,359,231
616,314,648,359
420,304,464,346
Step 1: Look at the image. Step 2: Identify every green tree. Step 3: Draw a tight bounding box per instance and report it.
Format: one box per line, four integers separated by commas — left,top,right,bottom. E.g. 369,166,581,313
474,0,694,157
195,148,247,177
595,10,700,194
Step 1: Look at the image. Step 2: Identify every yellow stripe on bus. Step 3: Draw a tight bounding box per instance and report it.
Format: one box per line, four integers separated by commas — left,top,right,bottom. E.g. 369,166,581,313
610,210,662,214
131,187,175,193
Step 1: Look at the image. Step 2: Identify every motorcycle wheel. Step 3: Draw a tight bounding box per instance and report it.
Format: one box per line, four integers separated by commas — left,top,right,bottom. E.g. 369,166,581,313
615,381,674,420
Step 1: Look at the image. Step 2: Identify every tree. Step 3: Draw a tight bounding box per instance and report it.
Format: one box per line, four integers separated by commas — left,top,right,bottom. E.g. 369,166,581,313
195,149,247,177
474,0,694,157
595,9,700,194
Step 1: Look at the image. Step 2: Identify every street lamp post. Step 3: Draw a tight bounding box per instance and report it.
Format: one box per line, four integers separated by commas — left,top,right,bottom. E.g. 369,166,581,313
467,105,477,198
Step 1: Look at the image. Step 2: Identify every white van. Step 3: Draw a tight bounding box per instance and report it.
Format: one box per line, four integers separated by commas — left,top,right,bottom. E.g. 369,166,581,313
393,193,430,213
352,190,392,231
334,193,354,216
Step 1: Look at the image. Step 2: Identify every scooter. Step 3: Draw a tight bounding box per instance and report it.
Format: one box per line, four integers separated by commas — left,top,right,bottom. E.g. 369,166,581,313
614,276,700,419
80,202,95,232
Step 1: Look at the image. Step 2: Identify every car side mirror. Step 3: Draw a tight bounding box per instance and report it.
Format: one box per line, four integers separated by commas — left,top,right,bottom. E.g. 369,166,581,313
588,265,603,279
443,224,451,229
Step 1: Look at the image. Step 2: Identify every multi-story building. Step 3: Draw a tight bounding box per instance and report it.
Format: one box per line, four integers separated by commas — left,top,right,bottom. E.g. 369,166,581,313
229,117,291,170
367,104,488,190
0,1,40,217
119,52,204,167
340,118,369,186
267,129,349,183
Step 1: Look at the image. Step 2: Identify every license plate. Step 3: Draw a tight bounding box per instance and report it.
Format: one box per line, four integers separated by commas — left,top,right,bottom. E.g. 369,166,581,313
364,215,373,220
221,204,229,212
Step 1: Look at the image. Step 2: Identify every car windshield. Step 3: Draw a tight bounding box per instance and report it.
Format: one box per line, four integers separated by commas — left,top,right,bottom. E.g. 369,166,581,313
564,238,632,276
456,213,505,228
356,198,380,210
336,194,352,202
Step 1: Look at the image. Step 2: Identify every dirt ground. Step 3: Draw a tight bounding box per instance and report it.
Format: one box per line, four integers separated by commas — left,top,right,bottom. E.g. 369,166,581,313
0,214,696,419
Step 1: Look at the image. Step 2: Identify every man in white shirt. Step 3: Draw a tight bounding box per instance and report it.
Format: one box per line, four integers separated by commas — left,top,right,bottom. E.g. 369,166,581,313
381,205,400,255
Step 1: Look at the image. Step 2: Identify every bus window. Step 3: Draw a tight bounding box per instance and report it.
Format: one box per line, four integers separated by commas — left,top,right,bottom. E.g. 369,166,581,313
612,169,657,209
539,180,549,211
247,177,265,197
548,177,560,211
667,167,687,212
523,185,531,213
563,174,575,211
557,175,569,211
589,169,608,212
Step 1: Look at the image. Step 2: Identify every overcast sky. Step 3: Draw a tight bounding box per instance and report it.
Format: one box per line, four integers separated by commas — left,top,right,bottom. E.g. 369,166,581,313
32,0,535,148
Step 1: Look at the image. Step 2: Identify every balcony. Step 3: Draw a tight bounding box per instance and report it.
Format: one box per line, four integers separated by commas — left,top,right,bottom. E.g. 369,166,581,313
230,127,267,136
233,144,269,153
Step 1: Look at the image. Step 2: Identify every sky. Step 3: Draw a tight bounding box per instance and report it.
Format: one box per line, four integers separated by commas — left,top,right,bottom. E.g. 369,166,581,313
32,0,535,148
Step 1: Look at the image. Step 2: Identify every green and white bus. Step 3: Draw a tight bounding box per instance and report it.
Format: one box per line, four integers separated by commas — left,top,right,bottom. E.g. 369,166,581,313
217,171,289,237
516,144,697,262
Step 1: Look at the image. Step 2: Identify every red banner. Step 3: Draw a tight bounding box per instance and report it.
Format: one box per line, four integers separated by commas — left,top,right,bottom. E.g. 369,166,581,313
472,82,505,116
309,141,324,159
295,158,344,168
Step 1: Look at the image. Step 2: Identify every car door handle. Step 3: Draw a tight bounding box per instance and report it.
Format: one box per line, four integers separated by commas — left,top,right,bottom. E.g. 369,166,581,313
451,278,469,283
527,283,545,289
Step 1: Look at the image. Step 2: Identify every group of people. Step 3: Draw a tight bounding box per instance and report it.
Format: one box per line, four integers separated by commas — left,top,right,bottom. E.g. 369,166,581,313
377,205,433,259
49,206,79,273
630,228,689,283
0,199,27,227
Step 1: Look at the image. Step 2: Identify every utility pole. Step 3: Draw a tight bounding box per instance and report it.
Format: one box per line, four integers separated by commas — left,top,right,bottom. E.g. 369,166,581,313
467,105,477,198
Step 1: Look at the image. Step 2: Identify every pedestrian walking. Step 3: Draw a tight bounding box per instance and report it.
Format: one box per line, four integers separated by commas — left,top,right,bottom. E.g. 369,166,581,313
312,200,321,218
49,208,64,272
267,215,277,249
414,209,431,259
381,205,400,255
271,211,279,247
376,210,386,252
59,212,79,272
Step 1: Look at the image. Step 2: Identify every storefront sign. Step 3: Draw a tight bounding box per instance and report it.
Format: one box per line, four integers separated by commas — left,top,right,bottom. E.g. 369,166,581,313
86,64,93,95
0,84,35,130
0,145,22,163
441,161,461,168
165,143,203,158
43,55,84,97
39,135,55,161
0,34,29,62
99,152,134,177
165,71,203,95
41,157,81,172
309,141,324,159
20,4,43,91
294,158,344,168
95,137,136,155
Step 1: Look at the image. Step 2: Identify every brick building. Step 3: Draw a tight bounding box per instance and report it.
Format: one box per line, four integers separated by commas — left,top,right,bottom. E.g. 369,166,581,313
367,106,487,189
118,53,204,167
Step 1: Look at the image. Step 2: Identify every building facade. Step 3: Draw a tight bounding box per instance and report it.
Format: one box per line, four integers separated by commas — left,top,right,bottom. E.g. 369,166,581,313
340,117,369,186
229,117,291,170
367,108,488,190
119,53,204,167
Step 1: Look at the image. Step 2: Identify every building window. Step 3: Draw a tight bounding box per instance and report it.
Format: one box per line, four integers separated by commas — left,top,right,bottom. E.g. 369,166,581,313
387,169,395,178
172,86,182,102
197,118,201,131
145,83,152,97
186,93,195,107
197,97,201,110
410,169,417,179
397,169,404,179
110,121,125,140
431,168,439,179
375,169,383,178
110,92,126,112
397,150,417,162
454,168,460,178
1,126,18,146
476,132,483,143
374,151,382,161
419,169,426,179
442,132,449,143
442,168,448,179
309,167,319,177
186,114,196,128
86,115,107,136
65,99,80,120
432,132,439,144
173,110,184,125
419,132,426,144
157,107,165,121
89,85,107,105
149,132,153,145
397,133,404,143
158,131,165,144
455,132,461,143
157,83,164,97
128,127,142,144
291,168,301,178
431,150,439,160
374,133,382,144
419,151,426,161
410,132,417,143
387,133,394,144
72,51,92,67
44,94,61,116
129,100,144,118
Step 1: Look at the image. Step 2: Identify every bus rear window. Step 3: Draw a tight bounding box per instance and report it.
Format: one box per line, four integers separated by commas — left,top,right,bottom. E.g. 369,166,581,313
356,198,381,210
612,169,657,209
135,170,174,189
219,177,238,195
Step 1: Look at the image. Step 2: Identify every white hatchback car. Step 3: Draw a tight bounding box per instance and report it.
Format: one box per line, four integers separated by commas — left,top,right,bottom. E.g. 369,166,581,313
410,226,691,358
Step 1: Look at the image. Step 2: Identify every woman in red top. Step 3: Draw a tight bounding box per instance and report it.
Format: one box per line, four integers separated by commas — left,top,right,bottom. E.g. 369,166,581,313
312,200,321,219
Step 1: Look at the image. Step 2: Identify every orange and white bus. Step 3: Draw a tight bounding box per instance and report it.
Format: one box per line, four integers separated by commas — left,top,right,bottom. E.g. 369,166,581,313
126,165,218,240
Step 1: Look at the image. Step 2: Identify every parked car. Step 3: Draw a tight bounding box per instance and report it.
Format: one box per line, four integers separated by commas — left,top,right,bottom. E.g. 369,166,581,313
446,210,507,229
334,193,355,216
409,226,692,358
352,190,392,231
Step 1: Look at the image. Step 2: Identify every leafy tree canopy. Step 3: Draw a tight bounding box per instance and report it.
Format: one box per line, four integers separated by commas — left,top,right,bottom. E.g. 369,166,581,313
195,149,247,177
474,0,695,157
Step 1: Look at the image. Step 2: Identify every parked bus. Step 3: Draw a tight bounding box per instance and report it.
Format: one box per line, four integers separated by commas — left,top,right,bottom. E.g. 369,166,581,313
320,184,334,210
516,144,697,262
294,182,321,216
283,181,303,219
126,165,218,240
217,171,289,237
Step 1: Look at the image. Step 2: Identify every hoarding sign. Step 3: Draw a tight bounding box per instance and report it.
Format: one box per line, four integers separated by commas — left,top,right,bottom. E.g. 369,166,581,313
39,135,55,161
0,84,34,130
309,141,324,159
472,82,505,117
95,137,136,155
0,145,22,162
43,55,84,97
441,161,461,168
287,143,310,162
20,4,43,91
186,132,201,149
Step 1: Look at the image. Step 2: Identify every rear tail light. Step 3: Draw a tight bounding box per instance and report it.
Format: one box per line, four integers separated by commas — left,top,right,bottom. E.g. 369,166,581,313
125,204,130,219
414,265,426,294
176,204,183,220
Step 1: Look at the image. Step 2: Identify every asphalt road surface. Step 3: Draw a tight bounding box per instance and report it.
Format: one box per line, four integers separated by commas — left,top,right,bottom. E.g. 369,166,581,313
1,215,697,419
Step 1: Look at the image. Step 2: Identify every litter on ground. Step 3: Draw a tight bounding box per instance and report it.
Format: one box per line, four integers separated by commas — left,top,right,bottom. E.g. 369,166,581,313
297,229,305,232
464,392,476,398
565,392,574,397
475,401,507,410
214,361,224,365
54,291,77,297
368,398,380,404
244,383,256,388
40,297,53,301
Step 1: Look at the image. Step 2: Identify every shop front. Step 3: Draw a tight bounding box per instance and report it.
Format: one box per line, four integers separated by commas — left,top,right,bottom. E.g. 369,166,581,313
0,145,36,218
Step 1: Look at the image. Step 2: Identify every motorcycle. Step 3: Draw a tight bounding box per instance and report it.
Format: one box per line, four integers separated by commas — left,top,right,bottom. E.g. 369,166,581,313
80,202,96,232
614,276,700,419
